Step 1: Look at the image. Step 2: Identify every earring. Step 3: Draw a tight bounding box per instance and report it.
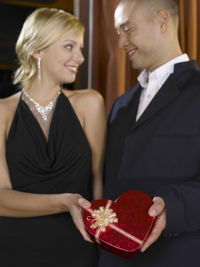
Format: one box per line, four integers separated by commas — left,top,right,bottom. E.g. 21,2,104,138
37,57,41,82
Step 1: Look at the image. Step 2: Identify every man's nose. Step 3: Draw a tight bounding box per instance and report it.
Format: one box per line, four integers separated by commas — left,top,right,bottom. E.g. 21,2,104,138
118,33,128,50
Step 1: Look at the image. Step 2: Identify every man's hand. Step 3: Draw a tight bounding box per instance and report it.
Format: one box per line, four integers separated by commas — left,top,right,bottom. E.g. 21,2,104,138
141,196,166,252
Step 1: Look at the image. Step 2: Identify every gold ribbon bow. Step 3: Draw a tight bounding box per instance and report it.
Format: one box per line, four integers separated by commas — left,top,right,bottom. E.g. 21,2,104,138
86,200,143,245
90,206,118,232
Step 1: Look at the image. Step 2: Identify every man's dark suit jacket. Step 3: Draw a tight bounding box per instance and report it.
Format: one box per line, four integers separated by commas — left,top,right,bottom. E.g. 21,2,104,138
99,61,200,267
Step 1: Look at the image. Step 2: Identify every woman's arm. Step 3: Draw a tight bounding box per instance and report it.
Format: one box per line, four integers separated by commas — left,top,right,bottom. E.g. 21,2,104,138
82,89,107,200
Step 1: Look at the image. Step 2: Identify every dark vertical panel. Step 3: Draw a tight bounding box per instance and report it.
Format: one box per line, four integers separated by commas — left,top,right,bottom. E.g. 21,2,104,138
74,0,93,89
0,3,36,68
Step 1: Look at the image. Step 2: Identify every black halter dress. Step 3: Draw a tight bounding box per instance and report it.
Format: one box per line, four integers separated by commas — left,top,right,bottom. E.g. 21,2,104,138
0,91,98,266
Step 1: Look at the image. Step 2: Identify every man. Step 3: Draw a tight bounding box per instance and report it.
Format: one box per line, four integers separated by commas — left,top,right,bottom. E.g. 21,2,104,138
99,0,200,266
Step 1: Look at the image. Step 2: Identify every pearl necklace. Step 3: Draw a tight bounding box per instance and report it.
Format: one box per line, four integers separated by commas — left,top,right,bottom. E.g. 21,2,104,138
22,89,61,121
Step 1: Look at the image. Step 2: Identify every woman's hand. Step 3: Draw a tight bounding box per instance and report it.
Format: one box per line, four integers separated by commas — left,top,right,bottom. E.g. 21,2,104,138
63,193,93,243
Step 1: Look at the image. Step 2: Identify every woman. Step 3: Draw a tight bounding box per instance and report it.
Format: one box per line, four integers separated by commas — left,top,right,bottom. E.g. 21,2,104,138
0,7,106,266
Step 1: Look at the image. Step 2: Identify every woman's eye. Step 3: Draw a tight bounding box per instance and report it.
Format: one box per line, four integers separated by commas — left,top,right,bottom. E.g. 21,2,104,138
65,44,73,50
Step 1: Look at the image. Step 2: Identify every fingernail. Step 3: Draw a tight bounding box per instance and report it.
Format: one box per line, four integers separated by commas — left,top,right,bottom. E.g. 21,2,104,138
149,209,156,217
83,201,91,208
141,247,146,252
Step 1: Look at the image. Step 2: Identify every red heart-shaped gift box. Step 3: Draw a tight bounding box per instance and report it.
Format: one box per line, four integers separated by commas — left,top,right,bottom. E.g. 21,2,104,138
83,190,154,258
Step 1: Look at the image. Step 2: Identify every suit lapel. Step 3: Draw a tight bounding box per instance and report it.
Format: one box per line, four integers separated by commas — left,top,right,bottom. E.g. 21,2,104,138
131,74,180,131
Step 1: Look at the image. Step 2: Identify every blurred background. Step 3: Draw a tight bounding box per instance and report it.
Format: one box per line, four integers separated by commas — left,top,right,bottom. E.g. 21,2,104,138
0,0,199,112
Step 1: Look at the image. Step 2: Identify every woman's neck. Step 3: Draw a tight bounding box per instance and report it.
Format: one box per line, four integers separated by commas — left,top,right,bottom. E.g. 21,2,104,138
25,79,62,106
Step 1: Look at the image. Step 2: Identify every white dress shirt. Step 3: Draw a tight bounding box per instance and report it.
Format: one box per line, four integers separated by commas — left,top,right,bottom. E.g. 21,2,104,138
136,54,189,121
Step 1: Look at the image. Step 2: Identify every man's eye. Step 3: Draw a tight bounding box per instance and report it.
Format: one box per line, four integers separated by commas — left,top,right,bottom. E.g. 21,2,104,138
124,26,130,33
116,30,120,36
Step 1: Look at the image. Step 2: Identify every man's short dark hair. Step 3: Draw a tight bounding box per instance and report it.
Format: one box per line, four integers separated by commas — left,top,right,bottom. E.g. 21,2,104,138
119,0,179,20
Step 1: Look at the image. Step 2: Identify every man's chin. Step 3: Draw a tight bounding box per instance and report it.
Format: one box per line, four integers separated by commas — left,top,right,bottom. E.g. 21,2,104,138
131,61,144,71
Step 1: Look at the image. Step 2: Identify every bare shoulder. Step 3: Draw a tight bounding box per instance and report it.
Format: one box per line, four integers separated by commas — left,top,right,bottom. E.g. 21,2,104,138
62,89,105,129
0,92,21,119
63,88,105,113
77,88,104,101
0,92,21,137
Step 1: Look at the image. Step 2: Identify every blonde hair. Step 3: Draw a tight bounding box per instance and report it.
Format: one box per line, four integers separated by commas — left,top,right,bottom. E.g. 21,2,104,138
13,7,84,88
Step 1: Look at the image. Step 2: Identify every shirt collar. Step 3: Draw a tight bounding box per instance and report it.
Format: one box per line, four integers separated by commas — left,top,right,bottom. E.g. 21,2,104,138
138,54,190,89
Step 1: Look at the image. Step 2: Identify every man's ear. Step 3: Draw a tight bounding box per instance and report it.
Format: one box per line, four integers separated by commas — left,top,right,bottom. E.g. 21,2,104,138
156,10,170,33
